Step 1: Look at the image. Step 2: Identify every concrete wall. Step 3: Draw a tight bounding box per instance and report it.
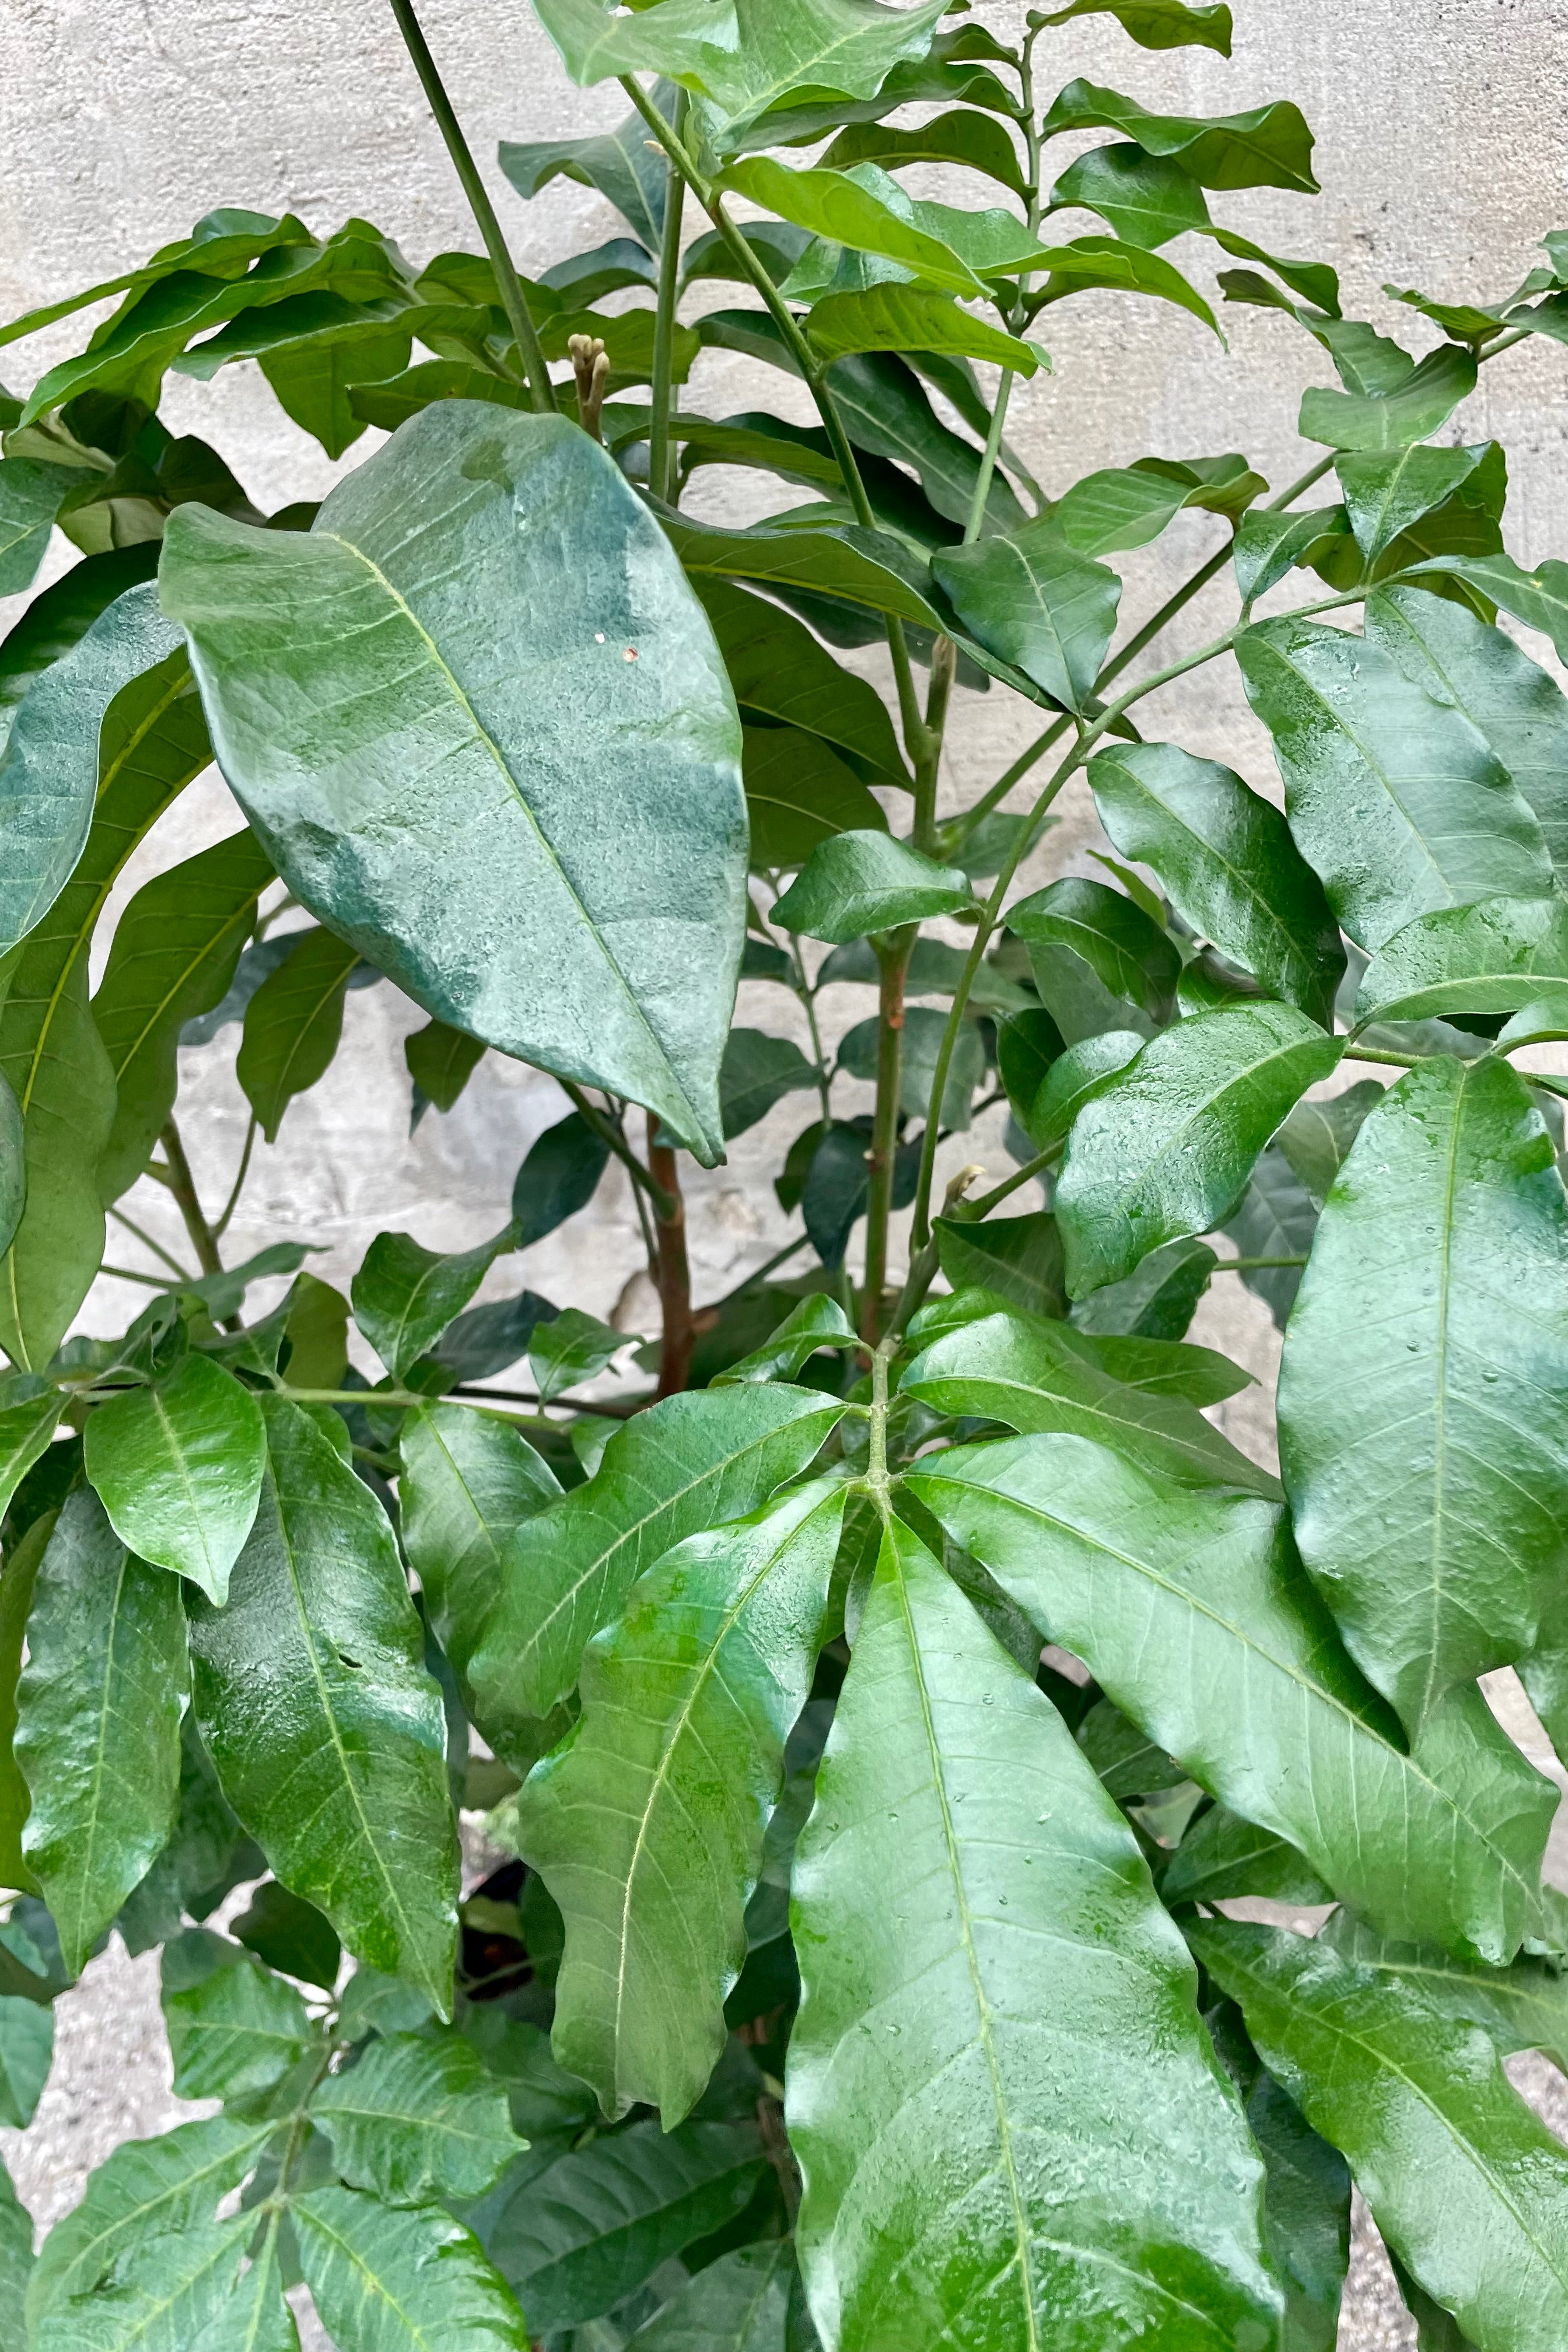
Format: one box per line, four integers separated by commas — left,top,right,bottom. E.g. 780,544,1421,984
4,5,1568,2340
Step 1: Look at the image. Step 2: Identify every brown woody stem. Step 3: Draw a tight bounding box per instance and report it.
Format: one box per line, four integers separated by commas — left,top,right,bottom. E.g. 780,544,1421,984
648,1117,695,1396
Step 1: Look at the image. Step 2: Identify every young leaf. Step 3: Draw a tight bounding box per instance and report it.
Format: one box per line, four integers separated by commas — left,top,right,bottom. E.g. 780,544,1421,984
934,1212,1068,1322
1088,742,1345,1024
15,1488,187,1977
235,924,361,1142
186,1397,460,2013
1055,1001,1343,1297
712,1294,855,1387
160,1929,317,2104
92,829,274,1202
771,831,972,941
1278,1054,1568,1732
1299,345,1477,450
932,527,1121,712
905,1434,1556,1962
469,1384,846,1724
1040,79,1317,191
351,1228,508,1382
1194,1920,1568,2351
1006,877,1180,1019
294,2187,529,2352
519,1480,843,2125
398,1403,560,1706
624,2241,796,2351
83,1355,267,1606
512,1111,612,1250
162,403,747,1166
1236,617,1553,950
309,2027,524,2204
788,1520,1280,2351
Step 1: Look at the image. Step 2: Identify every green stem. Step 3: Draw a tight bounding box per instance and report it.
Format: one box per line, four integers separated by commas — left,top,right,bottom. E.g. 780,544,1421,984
861,934,912,1343
1219,1254,1308,1272
560,1081,677,1220
913,638,956,853
390,0,554,415
106,1203,195,1282
648,88,689,503
1343,1044,1423,1069
100,1263,179,1290
213,1113,258,1242
158,1120,223,1279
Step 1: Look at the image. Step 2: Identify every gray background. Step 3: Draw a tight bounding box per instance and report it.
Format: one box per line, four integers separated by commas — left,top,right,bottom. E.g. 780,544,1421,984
5,1,1568,2341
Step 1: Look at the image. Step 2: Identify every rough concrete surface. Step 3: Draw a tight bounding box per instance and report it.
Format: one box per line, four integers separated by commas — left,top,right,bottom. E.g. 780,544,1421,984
5,1,1568,2341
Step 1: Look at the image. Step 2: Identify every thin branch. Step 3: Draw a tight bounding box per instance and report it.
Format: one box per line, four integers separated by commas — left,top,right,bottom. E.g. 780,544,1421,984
107,1202,196,1282
214,1113,259,1241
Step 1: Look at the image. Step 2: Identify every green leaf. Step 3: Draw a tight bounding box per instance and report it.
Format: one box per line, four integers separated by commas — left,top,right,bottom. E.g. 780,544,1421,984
1231,504,1349,611
1070,1236,1220,1342
1026,233,1221,334
692,576,908,788
528,1307,628,1406
82,1355,265,1607
624,2242,796,2351
520,1480,841,2124
351,1229,507,1382
1049,454,1266,556
0,1382,65,1528
1049,140,1213,248
1193,1920,1568,2352
995,1006,1064,1136
0,208,310,351
235,925,360,1143
1208,2008,1350,2352
398,1404,560,1712
1354,895,1568,1025
0,1505,54,1895
935,1212,1068,1321
838,1003,986,1128
1365,584,1568,876
657,507,949,636
0,1941,53,2125
0,2154,32,2331
15,1488,187,1976
1088,741,1345,1025
822,108,1027,194
1336,442,1500,565
1040,78,1317,191
1221,1150,1316,1331
161,404,747,1166
1299,345,1476,450
471,1384,846,1723
1400,552,1568,668
294,2186,528,2352
160,1929,316,2104
1163,1804,1333,1906
1235,616,1553,949
1035,0,1233,51
1322,1908,1568,2071
901,1307,1280,1496
743,727,891,870
788,1519,1279,2350
500,102,670,249
718,159,1032,299
404,1018,485,1118
310,2027,524,2204
1275,1079,1385,1204
512,1112,612,1250
907,1433,1557,1961
186,1396,459,2013
806,284,1042,374
1006,877,1179,1020
932,527,1120,712
257,318,416,463
231,1879,342,1991
34,2210,257,2352
0,548,160,757
1077,1694,1187,1796
92,828,274,1201
1026,1028,1145,1149
719,1028,818,1139
711,1294,856,1387
1278,1054,1568,1731
1056,1002,1342,1298
477,2119,764,2333
0,459,79,596
772,831,971,940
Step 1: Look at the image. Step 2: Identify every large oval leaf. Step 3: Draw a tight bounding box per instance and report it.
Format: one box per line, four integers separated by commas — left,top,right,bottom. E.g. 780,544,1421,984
398,1404,560,1712
83,1354,267,1607
159,401,747,1163
1278,1054,1568,1733
788,1518,1280,2351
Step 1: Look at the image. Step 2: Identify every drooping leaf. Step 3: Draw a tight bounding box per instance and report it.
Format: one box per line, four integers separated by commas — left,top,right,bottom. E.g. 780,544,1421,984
712,1294,856,1387
788,1520,1280,2350
1400,552,1568,668
231,1879,342,1992
186,1397,459,2012
404,1018,486,1118
935,1212,1068,1322
1049,140,1213,248
933,526,1120,712
351,1228,508,1382
398,1404,560,1712
1036,0,1233,50
1006,877,1180,1020
719,1028,819,1139
500,100,670,249
1299,345,1477,451
1236,615,1553,950
310,2027,524,2205
1088,742,1345,1024
1069,1235,1219,1341
692,576,908,788
470,1384,846,1727
528,1307,629,1406
15,1487,187,1977
1040,79,1318,191
772,831,971,941
520,1480,842,2125
1278,1054,1568,1731
1194,1920,1568,2352
906,1434,1556,1961
657,506,950,636
162,401,747,1164
1056,1002,1342,1297
624,2241,796,2351
160,1929,317,2104
512,1111,613,1250
294,2187,530,2352
235,924,361,1142
92,828,274,1201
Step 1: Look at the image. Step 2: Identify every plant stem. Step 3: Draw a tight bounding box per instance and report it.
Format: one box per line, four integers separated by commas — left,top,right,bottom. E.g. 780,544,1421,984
864,1337,895,1522
1343,1044,1423,1069
1219,1254,1308,1272
389,0,554,415
453,1384,644,1417
561,1081,677,1219
100,1263,178,1289
913,637,956,853
647,1118,695,1396
107,1203,195,1282
648,88,688,504
158,1120,223,1278
861,935,911,1343
213,1113,258,1241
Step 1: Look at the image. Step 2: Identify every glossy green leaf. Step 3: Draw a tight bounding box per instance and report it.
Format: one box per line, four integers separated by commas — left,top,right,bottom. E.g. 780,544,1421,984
1070,1235,1220,1342
0,2153,32,2329
472,1384,846,1724
1354,896,1568,1025
1037,0,1232,49
1236,616,1552,949
1221,1149,1316,1330
692,576,908,788
1049,455,1266,556
1027,1028,1145,1149
231,1879,341,1991
932,527,1119,712
1278,1054,1568,1731
0,1506,54,1895
1364,584,1568,876
901,1307,1279,1496
712,1294,856,1386
15,1487,187,1976
1275,1079,1385,1204
1194,1920,1568,2352
235,924,360,1143
1041,78,1317,191
528,1307,628,1405
1163,1804,1332,1907
658,507,949,636
772,831,971,941
1299,345,1476,450
1077,1695,1186,1796
500,103,670,249
0,548,159,757
83,1355,265,1607
1401,552,1568,667
806,284,1042,374
351,1228,506,1382
160,1929,316,2104
162,402,746,1164
310,2027,523,2204
1049,140,1213,248
0,1381,65,1529
625,2242,796,2351
512,1111,612,1250
1322,1908,1568,2071
405,1017,485,1118
1056,1001,1342,1297
398,1403,560,1710
994,1006,1063,1136
1336,442,1499,564
1024,233,1221,334
1207,2006,1350,2352
33,2209,258,2352
0,205,308,345
294,2186,529,2352
1088,742,1345,1024
744,726,890,870
822,108,1026,194
720,1028,818,1139
907,1433,1557,1961
715,159,1042,299
92,828,274,1201
789,1518,1279,2351
1007,878,1180,1020
520,1480,841,2123
186,1396,459,2011
1231,505,1349,611
935,1212,1069,1321
477,2119,765,2333
0,458,78,596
